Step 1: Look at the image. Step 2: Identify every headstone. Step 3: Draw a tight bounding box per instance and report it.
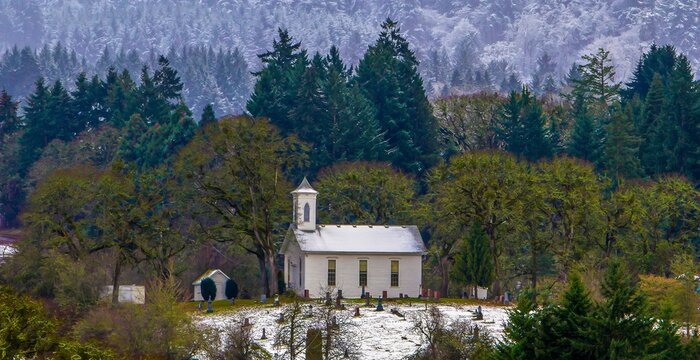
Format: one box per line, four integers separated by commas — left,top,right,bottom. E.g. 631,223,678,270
332,316,339,329
207,298,213,313
399,293,403,298
260,294,267,304
325,292,332,306
474,306,483,320
278,312,285,323
261,328,267,340
306,329,323,360
474,325,480,339
335,296,341,309
337,289,343,299
376,296,384,311
274,295,280,307
197,302,202,311
244,318,251,327
421,288,427,298
344,349,350,358
365,294,371,307
353,306,360,317
304,289,310,298
361,286,365,299
435,291,440,302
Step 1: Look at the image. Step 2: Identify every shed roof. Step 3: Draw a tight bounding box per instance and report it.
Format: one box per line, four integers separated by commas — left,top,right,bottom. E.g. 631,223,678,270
192,269,230,285
284,225,426,254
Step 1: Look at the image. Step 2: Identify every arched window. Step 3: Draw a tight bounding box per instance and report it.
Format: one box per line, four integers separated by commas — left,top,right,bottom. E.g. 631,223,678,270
304,203,310,222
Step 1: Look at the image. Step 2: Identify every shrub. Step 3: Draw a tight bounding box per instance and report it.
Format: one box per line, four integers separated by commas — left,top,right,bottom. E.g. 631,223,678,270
0,286,56,359
225,279,239,300
201,277,217,301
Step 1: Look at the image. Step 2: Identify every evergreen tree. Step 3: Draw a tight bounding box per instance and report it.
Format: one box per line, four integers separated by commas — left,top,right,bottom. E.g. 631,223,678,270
567,95,602,163
623,44,678,101
451,222,493,298
137,65,170,124
496,88,552,161
664,55,699,177
19,78,52,172
199,103,216,127
355,18,439,174
153,55,183,102
603,103,641,179
247,28,307,133
0,90,20,136
575,48,621,113
71,72,106,131
638,73,666,175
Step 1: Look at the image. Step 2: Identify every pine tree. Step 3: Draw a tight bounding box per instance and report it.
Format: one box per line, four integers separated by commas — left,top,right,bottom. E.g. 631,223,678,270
0,90,20,136
199,103,216,127
575,48,621,114
567,94,602,163
496,88,552,161
603,103,641,179
137,65,169,124
153,55,183,102
622,44,677,101
451,222,493,298
47,80,75,140
664,55,699,178
638,73,666,175
247,28,307,134
355,18,439,174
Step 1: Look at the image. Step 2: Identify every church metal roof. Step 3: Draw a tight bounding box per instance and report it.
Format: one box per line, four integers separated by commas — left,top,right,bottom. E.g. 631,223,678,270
286,225,426,254
291,177,318,194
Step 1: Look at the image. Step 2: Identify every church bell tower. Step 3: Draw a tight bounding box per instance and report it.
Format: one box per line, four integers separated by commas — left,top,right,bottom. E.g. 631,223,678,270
291,177,317,231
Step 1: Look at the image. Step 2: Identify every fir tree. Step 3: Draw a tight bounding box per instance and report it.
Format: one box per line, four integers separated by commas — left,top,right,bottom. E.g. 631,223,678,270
247,28,307,134
622,44,678,101
575,48,621,113
199,103,216,127
355,18,439,174
638,73,666,175
603,103,641,179
451,222,493,298
664,55,699,177
496,88,552,161
0,90,20,136
567,95,602,164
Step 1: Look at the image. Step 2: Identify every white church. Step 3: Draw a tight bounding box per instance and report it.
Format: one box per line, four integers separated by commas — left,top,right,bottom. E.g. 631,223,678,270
280,178,426,299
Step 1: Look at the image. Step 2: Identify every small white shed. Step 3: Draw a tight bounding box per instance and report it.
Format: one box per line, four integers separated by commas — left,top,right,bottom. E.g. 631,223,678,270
101,285,146,304
192,269,230,301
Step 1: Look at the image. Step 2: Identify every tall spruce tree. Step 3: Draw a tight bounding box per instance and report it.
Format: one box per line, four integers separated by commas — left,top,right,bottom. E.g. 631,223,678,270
623,44,678,101
451,221,493,298
575,48,621,115
638,73,666,175
247,28,307,134
0,90,19,136
355,18,439,174
664,55,699,177
603,103,641,179
199,103,216,127
496,88,552,161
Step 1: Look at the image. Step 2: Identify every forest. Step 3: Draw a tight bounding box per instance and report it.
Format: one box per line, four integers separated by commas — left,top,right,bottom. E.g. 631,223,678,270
2,17,700,359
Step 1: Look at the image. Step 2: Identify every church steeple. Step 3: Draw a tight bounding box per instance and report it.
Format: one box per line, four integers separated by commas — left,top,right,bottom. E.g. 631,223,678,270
291,177,317,231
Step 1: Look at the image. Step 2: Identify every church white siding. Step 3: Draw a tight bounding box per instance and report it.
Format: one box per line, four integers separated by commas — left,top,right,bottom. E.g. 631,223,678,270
302,253,422,299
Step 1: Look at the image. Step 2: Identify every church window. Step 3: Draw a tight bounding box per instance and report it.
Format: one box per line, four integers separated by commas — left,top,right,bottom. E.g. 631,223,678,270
390,260,399,287
359,260,367,287
328,260,336,286
304,203,310,222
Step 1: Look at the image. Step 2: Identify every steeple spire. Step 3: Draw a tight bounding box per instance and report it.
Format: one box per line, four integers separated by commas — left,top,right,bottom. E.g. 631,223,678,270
291,177,317,231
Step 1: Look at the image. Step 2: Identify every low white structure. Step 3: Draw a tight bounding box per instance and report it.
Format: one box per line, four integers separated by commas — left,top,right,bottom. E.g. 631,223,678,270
101,285,146,304
281,178,426,299
192,269,230,301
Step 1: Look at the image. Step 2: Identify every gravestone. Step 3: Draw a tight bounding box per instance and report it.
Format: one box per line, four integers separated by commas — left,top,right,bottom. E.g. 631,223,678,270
274,295,280,307
365,293,371,307
376,296,384,311
382,290,388,299
325,292,332,306
260,294,267,304
337,289,343,299
306,329,323,360
354,306,360,317
261,328,267,340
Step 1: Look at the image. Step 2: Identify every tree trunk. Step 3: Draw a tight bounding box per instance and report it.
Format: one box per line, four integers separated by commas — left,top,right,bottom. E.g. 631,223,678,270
486,226,501,298
266,249,278,296
111,252,123,306
439,256,450,296
257,254,269,297
531,244,538,304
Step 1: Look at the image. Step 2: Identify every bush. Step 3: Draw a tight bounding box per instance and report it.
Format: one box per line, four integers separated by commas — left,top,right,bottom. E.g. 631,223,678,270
205,316,271,360
73,277,207,359
225,279,239,300
201,277,217,301
0,286,56,359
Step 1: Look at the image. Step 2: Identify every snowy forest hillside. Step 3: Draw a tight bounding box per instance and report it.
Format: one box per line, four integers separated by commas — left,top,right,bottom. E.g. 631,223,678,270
0,0,699,113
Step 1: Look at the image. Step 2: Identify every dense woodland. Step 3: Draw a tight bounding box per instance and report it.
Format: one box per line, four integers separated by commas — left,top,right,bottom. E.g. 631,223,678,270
3,18,700,358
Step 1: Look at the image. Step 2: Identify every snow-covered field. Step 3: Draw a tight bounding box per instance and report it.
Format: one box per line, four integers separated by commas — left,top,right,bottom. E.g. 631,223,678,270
197,302,510,359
